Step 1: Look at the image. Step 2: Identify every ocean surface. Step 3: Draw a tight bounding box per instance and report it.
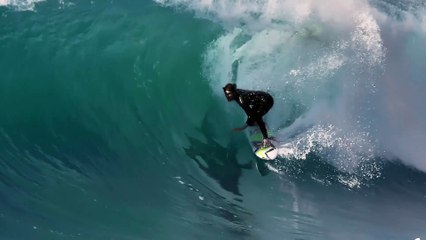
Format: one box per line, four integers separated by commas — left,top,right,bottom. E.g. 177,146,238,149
1,0,426,239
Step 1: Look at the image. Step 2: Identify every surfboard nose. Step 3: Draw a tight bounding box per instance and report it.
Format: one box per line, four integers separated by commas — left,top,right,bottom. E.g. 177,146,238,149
255,146,278,160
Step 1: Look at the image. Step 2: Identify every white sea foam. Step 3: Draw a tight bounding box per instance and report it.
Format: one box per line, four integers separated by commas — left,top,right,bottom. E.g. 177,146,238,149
0,0,44,11
157,0,426,172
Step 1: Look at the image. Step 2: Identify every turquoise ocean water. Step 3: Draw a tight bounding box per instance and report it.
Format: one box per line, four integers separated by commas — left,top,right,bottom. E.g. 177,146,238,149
1,0,426,239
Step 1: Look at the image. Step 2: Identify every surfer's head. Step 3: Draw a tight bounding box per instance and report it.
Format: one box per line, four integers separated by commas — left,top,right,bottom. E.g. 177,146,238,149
223,83,237,101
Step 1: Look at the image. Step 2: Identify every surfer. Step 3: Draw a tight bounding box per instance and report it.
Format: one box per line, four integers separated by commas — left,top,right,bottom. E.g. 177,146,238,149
223,83,274,146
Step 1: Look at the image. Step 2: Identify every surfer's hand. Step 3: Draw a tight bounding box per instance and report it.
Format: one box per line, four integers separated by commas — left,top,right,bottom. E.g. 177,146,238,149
262,138,271,147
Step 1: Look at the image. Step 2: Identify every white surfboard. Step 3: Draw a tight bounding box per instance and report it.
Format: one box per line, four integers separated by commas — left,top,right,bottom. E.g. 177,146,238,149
246,127,278,160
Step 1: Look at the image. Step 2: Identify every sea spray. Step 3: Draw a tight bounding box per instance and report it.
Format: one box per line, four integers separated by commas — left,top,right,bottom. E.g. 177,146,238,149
156,0,426,173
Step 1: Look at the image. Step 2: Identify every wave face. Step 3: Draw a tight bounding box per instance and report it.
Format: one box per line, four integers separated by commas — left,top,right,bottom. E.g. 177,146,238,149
1,0,426,239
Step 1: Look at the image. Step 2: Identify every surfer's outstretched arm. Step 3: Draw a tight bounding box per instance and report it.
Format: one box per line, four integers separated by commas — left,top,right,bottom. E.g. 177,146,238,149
232,124,248,132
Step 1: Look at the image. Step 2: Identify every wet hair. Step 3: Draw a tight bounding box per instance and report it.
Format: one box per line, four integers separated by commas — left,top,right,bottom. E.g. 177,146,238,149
223,83,237,93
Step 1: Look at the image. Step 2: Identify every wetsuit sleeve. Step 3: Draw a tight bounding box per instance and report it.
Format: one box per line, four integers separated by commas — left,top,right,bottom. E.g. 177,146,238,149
256,118,269,139
246,116,255,126
239,103,253,116
239,103,256,126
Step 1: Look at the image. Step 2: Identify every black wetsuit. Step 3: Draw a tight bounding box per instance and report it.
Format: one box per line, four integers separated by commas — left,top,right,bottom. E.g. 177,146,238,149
234,89,274,139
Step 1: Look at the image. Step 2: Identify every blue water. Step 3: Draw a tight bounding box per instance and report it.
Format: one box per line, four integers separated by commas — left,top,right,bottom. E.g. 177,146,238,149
1,0,426,239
